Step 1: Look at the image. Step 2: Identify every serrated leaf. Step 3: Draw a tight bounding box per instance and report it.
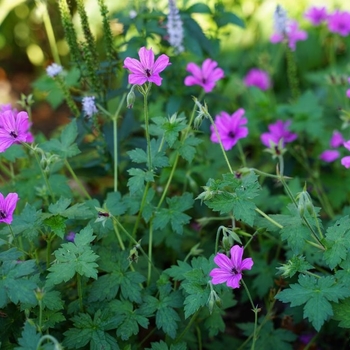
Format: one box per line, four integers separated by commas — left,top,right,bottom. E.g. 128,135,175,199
105,191,127,216
41,120,80,158
44,215,66,238
332,297,350,328
175,136,202,163
323,216,350,269
1,144,25,162
49,198,71,214
127,168,154,194
15,321,41,350
275,275,350,331
202,172,260,226
153,193,193,234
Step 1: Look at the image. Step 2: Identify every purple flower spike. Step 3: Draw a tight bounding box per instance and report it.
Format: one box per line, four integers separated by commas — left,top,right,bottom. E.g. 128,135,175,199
209,245,254,289
0,110,32,152
184,58,224,93
0,193,19,224
210,109,248,151
260,120,297,148
319,150,340,163
123,47,171,86
304,6,328,26
243,68,271,91
327,10,350,37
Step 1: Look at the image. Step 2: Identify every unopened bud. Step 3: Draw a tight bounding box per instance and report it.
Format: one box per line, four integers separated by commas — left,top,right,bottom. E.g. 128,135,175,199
127,85,136,108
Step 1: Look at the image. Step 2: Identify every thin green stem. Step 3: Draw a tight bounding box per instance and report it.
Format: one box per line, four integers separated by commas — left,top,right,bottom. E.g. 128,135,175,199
64,159,91,200
255,208,283,229
249,167,292,180
38,298,43,333
241,279,259,350
36,334,61,350
132,181,150,238
39,0,61,64
147,222,153,286
112,219,125,250
174,310,199,344
237,141,247,167
77,273,83,312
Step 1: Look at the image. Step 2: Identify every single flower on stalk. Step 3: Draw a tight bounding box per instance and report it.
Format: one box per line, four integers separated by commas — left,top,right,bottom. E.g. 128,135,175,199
304,6,328,26
0,109,32,152
260,119,297,148
243,68,271,91
123,47,170,86
209,245,254,289
271,18,308,51
0,192,19,224
184,58,224,93
210,109,248,151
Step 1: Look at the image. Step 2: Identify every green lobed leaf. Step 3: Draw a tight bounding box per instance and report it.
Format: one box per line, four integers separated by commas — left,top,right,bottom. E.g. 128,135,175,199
323,215,350,270
175,136,202,163
146,340,187,350
153,192,193,234
275,274,350,331
127,168,154,194
332,297,350,328
15,321,41,350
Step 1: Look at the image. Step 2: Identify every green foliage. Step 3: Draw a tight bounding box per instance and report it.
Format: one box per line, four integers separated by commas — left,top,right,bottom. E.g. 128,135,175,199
63,310,121,349
146,341,187,350
153,192,193,234
199,171,261,226
127,168,154,194
41,120,80,158
275,275,350,331
323,216,350,269
15,321,41,350
332,297,350,328
46,225,99,285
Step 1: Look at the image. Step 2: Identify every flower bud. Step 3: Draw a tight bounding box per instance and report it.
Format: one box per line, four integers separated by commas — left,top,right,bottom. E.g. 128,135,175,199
127,85,136,108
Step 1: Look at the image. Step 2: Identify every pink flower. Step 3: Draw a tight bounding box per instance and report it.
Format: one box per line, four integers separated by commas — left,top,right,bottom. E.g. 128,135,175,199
184,58,224,93
210,109,248,151
330,130,344,148
123,47,170,86
0,192,19,224
319,150,340,162
0,110,32,152
260,120,297,148
209,245,254,289
347,89,350,99
304,6,328,26
341,141,350,168
270,20,308,50
327,10,350,37
243,68,271,91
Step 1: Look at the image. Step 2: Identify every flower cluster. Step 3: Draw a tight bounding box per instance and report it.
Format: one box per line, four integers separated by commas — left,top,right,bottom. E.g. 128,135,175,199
0,106,33,153
209,245,254,289
243,68,271,91
270,5,307,50
319,130,344,163
46,63,63,78
210,109,248,151
166,0,184,54
304,6,328,26
82,96,98,117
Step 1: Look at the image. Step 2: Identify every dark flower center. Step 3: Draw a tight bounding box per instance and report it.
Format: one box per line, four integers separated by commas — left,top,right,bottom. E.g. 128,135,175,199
0,210,6,219
145,69,151,77
10,131,18,138
228,131,235,139
232,267,239,274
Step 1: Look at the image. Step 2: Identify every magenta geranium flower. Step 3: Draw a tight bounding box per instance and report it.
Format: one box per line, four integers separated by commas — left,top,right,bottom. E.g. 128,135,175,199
341,141,350,168
304,6,328,26
123,47,170,86
209,245,254,289
210,109,248,151
261,120,297,148
243,68,271,91
319,150,340,162
184,58,224,93
0,192,19,224
330,130,344,148
271,20,308,51
0,110,32,152
327,10,350,37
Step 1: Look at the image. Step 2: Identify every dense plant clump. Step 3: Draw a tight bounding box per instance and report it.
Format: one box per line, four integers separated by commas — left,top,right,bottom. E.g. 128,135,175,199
1,1,350,349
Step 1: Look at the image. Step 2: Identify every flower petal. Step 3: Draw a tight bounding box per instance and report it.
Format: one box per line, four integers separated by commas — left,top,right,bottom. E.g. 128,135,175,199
213,253,232,271
230,245,244,269
139,47,154,70
226,274,242,289
152,54,170,75
210,268,232,285
240,257,254,271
